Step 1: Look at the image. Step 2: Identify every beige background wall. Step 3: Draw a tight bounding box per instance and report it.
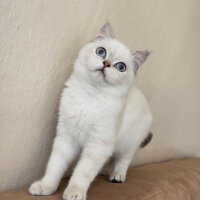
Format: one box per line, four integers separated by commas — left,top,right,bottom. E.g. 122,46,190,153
0,0,200,192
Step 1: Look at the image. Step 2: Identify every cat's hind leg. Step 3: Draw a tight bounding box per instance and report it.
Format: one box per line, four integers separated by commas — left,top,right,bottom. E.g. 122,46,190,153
110,121,152,183
109,155,132,183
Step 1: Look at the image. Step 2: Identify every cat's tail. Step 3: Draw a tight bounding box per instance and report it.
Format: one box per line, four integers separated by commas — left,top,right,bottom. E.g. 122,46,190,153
140,132,153,148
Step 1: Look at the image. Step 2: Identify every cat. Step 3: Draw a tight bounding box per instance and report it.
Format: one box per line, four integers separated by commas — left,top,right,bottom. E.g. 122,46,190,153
29,22,153,200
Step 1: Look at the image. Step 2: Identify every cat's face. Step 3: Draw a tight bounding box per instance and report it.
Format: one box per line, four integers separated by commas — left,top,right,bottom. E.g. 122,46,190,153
75,22,149,90
78,39,134,87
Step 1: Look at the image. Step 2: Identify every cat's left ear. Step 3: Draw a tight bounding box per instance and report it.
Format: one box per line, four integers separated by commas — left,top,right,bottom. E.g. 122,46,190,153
96,22,114,40
132,50,150,73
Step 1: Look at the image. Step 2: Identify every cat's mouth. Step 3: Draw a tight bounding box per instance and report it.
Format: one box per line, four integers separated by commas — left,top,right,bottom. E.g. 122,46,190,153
96,68,105,77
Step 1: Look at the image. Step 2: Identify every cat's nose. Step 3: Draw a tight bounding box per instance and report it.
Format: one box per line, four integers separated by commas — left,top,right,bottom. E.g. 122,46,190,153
103,61,111,68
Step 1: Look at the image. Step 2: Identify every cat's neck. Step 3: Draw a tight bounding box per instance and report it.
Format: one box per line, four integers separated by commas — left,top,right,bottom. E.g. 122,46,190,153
66,70,129,100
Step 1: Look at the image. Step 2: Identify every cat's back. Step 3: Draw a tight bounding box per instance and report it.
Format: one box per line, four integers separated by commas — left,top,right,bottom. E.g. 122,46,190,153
119,86,152,134
115,86,152,153
125,86,152,118
125,86,151,115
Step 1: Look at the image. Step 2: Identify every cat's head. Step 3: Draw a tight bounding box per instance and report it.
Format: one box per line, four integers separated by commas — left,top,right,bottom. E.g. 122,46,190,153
74,22,150,92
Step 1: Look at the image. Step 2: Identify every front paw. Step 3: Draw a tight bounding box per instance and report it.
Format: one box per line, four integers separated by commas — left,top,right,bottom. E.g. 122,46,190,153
29,180,57,196
109,172,126,183
63,186,86,200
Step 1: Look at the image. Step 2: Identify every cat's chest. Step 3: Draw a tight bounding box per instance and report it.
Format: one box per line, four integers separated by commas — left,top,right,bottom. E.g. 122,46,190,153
65,95,113,120
60,88,121,125
59,87,124,144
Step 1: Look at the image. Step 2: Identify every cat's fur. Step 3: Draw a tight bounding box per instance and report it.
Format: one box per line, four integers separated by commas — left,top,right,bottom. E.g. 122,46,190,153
29,22,152,200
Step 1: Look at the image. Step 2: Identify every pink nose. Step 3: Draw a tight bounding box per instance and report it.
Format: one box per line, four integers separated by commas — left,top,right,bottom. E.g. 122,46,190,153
103,61,111,68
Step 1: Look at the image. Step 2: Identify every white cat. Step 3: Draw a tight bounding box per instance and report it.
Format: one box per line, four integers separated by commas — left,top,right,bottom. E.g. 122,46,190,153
29,22,153,200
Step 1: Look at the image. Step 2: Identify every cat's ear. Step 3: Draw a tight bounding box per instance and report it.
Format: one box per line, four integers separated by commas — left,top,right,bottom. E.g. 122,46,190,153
132,50,150,73
96,22,114,40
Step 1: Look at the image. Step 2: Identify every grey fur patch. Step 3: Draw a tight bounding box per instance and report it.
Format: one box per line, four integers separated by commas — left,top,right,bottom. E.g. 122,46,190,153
140,132,153,148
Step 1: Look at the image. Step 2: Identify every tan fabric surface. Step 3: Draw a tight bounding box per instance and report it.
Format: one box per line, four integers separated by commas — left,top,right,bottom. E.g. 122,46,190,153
0,158,200,200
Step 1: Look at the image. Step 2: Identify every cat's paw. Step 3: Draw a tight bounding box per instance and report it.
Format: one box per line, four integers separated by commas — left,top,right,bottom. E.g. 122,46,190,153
63,186,86,200
109,172,126,183
29,180,57,196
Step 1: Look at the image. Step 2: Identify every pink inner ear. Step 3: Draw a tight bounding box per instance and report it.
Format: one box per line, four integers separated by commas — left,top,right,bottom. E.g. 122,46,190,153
96,22,114,39
133,50,150,72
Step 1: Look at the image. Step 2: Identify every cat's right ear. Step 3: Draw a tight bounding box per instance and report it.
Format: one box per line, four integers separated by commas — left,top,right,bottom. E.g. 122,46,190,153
132,50,151,74
96,22,114,40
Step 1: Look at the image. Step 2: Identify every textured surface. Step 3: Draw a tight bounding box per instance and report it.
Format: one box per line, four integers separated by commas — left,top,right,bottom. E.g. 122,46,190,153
1,158,200,200
0,0,200,192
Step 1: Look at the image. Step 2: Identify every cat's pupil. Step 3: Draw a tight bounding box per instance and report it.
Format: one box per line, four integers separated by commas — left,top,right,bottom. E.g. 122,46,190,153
99,50,103,54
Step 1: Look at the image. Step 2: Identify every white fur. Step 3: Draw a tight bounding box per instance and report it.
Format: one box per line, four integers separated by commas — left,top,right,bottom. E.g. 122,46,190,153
29,23,152,200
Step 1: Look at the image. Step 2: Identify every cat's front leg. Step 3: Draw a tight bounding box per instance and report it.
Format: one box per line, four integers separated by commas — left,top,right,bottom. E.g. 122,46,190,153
63,140,114,200
29,134,79,196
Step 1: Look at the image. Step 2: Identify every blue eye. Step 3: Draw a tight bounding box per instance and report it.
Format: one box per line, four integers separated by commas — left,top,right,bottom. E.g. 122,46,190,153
114,62,126,72
96,47,106,58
